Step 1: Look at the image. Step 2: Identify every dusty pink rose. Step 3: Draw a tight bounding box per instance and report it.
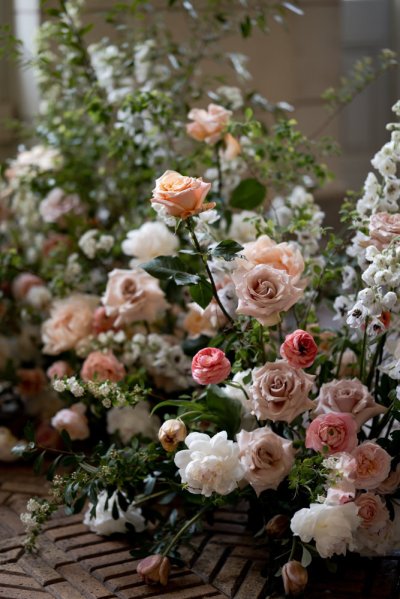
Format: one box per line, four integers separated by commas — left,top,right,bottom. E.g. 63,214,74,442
314,378,386,428
250,360,314,423
12,273,44,301
280,330,318,369
306,413,358,454
232,264,304,326
39,187,83,224
42,294,98,355
237,426,295,495
191,347,231,385
102,269,168,327
369,212,400,246
376,464,400,494
150,170,214,219
46,361,73,380
352,442,392,490
186,103,232,144
91,307,119,334
81,351,126,383
355,492,390,532
17,368,46,397
241,235,305,283
51,402,89,441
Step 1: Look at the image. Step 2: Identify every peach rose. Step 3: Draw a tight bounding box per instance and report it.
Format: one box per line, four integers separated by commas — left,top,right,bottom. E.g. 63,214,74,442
314,378,386,429
352,442,392,490
221,133,241,160
232,264,304,326
39,187,83,224
183,302,227,338
17,368,46,397
241,235,305,283
306,413,358,454
191,347,231,385
369,212,400,246
376,464,400,494
102,269,168,327
81,351,126,383
280,330,318,369
12,273,44,301
42,294,98,355
237,426,295,495
150,170,213,219
51,402,89,441
46,361,73,380
186,103,232,144
91,307,119,335
250,360,314,423
355,492,390,532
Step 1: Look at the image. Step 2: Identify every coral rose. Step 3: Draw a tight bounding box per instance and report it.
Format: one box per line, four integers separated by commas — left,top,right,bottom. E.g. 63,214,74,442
81,351,126,383
186,103,232,144
46,361,73,380
251,360,314,423
91,307,119,335
369,211,400,246
150,170,213,219
191,347,231,385
51,402,89,441
352,442,392,490
241,235,305,282
355,492,390,532
280,329,318,369
306,413,358,454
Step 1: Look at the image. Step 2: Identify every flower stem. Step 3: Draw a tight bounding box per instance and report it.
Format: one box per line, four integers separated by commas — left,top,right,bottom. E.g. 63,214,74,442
133,489,170,507
162,506,208,557
215,143,223,199
288,536,298,561
359,319,369,383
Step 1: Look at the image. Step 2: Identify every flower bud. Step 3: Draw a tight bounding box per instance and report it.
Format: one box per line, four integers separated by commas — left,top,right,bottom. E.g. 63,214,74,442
137,554,170,586
282,560,308,596
158,419,187,452
265,514,290,538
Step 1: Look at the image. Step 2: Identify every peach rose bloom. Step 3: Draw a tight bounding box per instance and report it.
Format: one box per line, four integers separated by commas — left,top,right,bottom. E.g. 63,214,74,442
369,212,400,246
232,264,304,326
183,302,227,338
46,360,73,380
352,442,392,490
251,360,314,423
237,426,295,495
280,329,318,369
376,464,400,494
102,269,168,327
12,273,44,301
221,133,241,160
186,103,232,144
355,492,390,532
314,378,386,429
39,187,83,224
306,413,358,454
17,368,46,397
81,351,126,383
42,294,98,355
241,235,305,283
191,347,231,385
51,402,89,441
150,170,214,219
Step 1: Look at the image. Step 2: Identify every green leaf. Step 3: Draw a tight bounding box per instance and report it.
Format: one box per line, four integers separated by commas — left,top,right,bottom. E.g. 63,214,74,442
151,399,204,414
301,545,312,568
24,421,36,443
190,279,213,308
140,256,200,286
33,451,46,475
230,178,266,209
206,386,242,439
210,240,244,262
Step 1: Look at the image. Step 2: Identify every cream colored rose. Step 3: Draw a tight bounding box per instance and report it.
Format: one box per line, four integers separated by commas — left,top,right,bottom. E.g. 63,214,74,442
369,212,400,246
150,170,213,219
251,360,314,423
241,235,305,283
102,268,168,327
237,426,295,495
121,222,179,262
186,103,232,144
42,294,98,355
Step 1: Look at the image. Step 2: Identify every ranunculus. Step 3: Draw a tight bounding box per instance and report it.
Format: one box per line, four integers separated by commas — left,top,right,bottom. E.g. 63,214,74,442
83,490,146,536
51,402,90,441
106,402,160,444
122,221,179,262
39,187,83,224
232,264,304,326
352,442,392,490
280,329,318,369
46,361,73,380
355,492,390,532
150,170,213,219
186,103,232,144
42,294,98,355
0,427,19,462
306,413,358,454
174,431,244,496
80,351,125,383
241,235,305,283
369,211,400,246
17,368,46,397
314,378,386,428
237,426,295,495
12,273,44,301
91,307,119,335
251,360,314,423
290,502,360,558
191,347,231,385
102,268,168,327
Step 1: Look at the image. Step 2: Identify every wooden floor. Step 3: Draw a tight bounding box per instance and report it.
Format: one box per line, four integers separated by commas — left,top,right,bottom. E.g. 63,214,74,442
0,465,399,599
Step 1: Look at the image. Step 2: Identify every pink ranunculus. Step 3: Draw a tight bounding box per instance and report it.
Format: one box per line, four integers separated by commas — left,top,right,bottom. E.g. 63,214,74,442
352,442,392,490
241,235,305,283
46,361,73,380
251,360,314,423
12,273,44,301
280,329,318,369
191,347,231,385
355,492,390,532
186,103,232,145
51,402,90,441
81,351,126,383
306,413,358,454
91,307,119,335
369,212,400,246
237,426,296,495
17,368,47,397
39,187,83,224
150,170,214,219
314,378,386,429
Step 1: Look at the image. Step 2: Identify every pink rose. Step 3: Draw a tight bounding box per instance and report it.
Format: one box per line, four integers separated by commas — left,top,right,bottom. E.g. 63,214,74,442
102,269,168,327
46,361,73,380
35,421,62,449
314,378,386,428
91,307,119,335
306,413,358,454
186,103,232,144
352,442,392,490
280,329,318,369
355,492,390,532
251,360,314,423
369,212,400,246
51,402,89,441
241,235,305,283
237,426,295,495
232,264,304,326
39,187,83,224
191,348,231,385
17,368,46,397
12,273,44,301
81,351,126,383
150,170,214,219
376,464,400,494
42,294,98,355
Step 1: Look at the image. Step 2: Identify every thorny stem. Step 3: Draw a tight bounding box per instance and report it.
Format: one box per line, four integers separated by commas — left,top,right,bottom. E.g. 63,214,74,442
162,506,208,557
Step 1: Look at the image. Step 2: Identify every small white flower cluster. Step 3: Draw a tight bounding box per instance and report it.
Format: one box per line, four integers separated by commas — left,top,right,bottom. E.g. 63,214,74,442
88,42,133,104
75,330,127,358
53,376,85,397
64,253,83,284
78,229,114,260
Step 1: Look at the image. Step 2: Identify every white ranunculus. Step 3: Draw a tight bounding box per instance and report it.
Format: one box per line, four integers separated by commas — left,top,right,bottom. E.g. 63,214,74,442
290,502,361,559
106,402,160,444
174,431,244,497
83,490,146,536
121,222,178,262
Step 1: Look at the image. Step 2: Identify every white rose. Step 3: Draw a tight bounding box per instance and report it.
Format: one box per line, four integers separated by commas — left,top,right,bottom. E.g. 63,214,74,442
106,402,160,444
121,222,178,262
83,490,146,536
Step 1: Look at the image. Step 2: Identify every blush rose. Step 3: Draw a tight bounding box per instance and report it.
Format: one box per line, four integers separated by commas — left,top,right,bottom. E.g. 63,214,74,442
305,413,358,454
191,348,231,385
241,235,305,282
51,403,90,441
150,170,213,219
186,103,232,144
369,212,400,246
352,442,392,490
81,351,126,383
280,329,318,369
355,492,390,532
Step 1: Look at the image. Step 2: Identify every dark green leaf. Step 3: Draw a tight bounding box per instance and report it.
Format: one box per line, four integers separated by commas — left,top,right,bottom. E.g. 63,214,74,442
189,279,213,308
140,256,200,286
24,421,36,443
230,178,266,209
46,455,63,481
210,239,243,261
33,451,46,475
206,386,242,439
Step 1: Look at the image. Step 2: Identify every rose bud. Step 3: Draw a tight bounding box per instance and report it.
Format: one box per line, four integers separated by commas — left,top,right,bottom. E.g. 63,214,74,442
191,347,231,385
137,554,170,586
265,514,290,538
158,419,187,452
282,560,308,596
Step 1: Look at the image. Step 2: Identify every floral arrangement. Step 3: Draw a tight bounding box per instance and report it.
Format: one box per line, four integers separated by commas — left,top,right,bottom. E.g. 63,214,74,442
0,1,399,596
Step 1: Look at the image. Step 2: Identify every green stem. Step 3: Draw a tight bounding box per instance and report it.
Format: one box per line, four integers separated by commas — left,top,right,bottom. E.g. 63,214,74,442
366,333,387,391
288,536,298,561
215,143,223,199
359,319,369,384
334,335,347,379
162,506,208,557
133,489,170,507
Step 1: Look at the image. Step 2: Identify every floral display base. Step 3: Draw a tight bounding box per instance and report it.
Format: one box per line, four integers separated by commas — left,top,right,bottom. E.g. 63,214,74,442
0,465,399,599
